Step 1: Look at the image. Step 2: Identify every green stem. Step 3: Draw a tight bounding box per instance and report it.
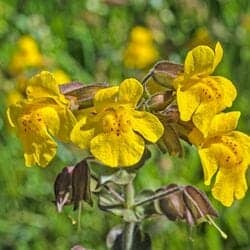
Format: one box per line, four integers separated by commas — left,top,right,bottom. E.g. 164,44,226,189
123,222,135,250
125,179,135,209
134,186,180,207
123,179,135,250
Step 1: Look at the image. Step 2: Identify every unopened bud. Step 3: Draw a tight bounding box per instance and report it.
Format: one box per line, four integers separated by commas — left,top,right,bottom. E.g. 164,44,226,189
54,166,74,212
159,104,179,123
72,160,92,210
157,184,185,221
156,184,218,225
148,91,174,111
152,61,183,88
60,82,108,110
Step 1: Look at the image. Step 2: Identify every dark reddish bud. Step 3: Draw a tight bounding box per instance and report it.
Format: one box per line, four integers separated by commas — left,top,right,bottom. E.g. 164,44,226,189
157,184,218,225
72,160,92,210
54,166,74,212
157,184,185,221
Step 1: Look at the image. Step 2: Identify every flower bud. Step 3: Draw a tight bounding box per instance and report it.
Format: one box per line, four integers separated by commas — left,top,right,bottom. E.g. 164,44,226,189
157,184,218,225
152,61,183,88
147,91,174,111
60,82,108,110
72,160,92,210
54,166,74,212
157,184,185,221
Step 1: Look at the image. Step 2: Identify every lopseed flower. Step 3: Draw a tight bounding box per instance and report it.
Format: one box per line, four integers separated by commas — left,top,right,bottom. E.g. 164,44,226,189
7,71,76,167
71,78,164,167
123,26,158,69
189,112,250,206
9,36,43,75
174,42,237,136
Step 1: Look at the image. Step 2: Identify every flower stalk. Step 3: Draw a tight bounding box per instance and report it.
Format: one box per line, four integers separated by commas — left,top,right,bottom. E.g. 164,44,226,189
123,175,135,250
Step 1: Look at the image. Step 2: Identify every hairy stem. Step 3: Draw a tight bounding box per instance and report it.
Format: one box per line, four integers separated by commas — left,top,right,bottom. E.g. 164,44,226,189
134,186,180,207
123,179,135,250
123,222,135,250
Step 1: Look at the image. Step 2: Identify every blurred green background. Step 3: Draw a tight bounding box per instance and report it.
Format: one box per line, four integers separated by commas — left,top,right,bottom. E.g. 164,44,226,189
0,0,250,249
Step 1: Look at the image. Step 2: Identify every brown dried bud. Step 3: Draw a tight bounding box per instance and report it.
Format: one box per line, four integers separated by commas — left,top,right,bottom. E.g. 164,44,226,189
54,160,92,212
157,184,185,221
54,166,74,212
183,186,218,220
162,124,183,157
59,82,108,110
157,184,218,225
72,160,92,210
159,104,180,123
147,90,174,111
152,61,183,88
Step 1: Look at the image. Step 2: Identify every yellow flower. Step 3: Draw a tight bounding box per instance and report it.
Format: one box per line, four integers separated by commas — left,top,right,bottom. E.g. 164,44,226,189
189,112,250,206
124,26,158,69
130,26,154,44
71,78,164,167
9,36,43,75
174,43,237,136
7,71,76,167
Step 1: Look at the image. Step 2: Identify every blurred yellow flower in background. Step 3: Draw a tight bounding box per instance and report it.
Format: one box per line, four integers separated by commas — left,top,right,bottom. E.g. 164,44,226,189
187,27,213,49
71,78,164,167
189,112,250,206
174,42,237,136
123,26,159,69
9,36,43,75
7,71,76,167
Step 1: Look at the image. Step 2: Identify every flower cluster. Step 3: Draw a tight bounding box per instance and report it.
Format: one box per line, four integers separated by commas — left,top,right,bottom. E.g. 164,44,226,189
6,42,250,208
123,26,158,69
7,72,163,168
173,43,250,206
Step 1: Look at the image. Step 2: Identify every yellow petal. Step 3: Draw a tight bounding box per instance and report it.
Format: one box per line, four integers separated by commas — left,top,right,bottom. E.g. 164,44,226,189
56,107,76,142
190,76,237,136
26,71,67,104
18,114,57,167
230,131,250,162
177,86,200,121
118,78,143,107
38,106,60,136
213,42,223,71
70,116,95,149
7,103,23,127
212,165,248,206
188,127,204,146
90,131,145,167
94,86,119,112
210,76,237,109
184,45,215,77
207,112,240,137
8,102,59,167
199,148,218,185
131,110,164,143
192,105,216,137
